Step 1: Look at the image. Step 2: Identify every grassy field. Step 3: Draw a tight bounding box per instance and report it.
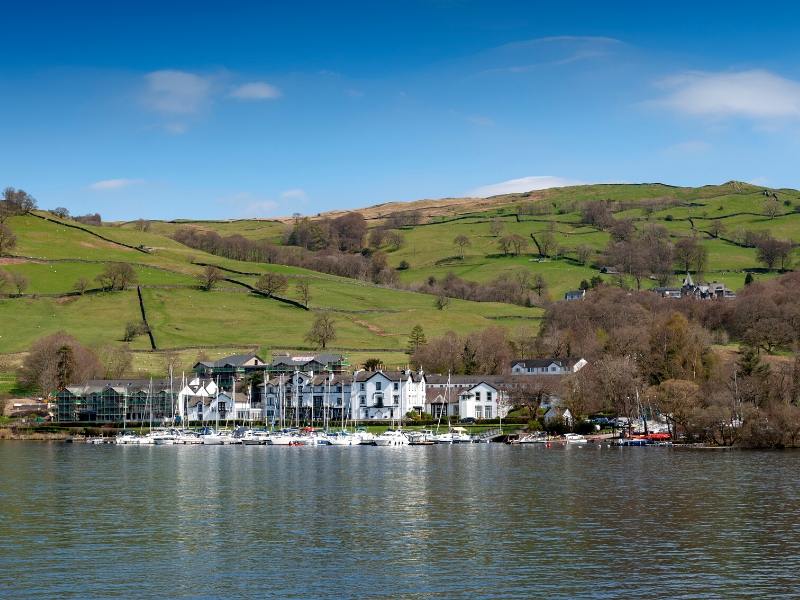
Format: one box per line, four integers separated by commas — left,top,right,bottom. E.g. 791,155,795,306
2,181,799,383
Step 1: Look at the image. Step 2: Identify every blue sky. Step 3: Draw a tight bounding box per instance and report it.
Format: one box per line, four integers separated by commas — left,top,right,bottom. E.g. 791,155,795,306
2,0,800,220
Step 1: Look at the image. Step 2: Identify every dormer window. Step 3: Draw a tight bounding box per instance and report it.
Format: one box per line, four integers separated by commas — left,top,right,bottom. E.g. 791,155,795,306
376,382,382,391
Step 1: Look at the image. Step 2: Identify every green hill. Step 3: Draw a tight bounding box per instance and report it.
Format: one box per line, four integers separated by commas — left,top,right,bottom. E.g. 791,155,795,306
2,181,799,383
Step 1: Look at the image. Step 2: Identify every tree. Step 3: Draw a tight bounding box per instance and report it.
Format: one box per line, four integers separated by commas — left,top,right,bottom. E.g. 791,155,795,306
96,263,137,291
305,314,337,349
534,231,556,257
507,376,555,419
368,228,386,248
293,278,310,307
435,294,450,310
101,345,132,378
384,230,405,250
764,198,781,219
654,379,700,440
331,212,367,251
255,272,289,297
708,220,725,239
10,272,28,296
363,358,383,371
52,207,70,219
674,236,706,273
755,237,793,271
1,187,37,222
0,223,16,255
575,244,592,265
123,321,148,342
490,218,504,237
453,234,471,259
744,272,754,286
73,277,90,295
0,269,10,294
133,219,151,232
18,331,102,394
532,274,547,297
198,265,223,291
407,324,427,355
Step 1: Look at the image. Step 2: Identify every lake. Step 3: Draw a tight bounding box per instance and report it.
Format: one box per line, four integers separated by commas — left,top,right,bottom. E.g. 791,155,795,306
1,442,799,598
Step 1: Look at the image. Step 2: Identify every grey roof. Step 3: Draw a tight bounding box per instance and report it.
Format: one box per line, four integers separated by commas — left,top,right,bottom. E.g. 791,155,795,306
64,379,172,395
510,358,579,369
270,353,344,367
195,353,263,369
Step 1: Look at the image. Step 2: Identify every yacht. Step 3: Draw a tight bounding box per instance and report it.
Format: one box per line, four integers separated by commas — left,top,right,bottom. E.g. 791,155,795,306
407,429,435,445
564,433,588,444
374,429,409,446
114,430,139,445
241,430,271,445
327,431,359,446
449,427,472,443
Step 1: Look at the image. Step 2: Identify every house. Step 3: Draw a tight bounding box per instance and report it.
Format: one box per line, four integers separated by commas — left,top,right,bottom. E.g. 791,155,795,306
680,273,736,300
192,353,266,389
509,358,587,376
256,369,425,424
178,377,264,424
423,375,510,420
653,287,683,299
55,379,176,423
268,352,348,374
600,266,619,275
564,289,586,301
543,406,573,426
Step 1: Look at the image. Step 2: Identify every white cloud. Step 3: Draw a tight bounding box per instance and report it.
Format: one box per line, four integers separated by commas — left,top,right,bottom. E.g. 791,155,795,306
656,70,800,119
281,188,308,202
143,70,212,115
88,178,144,191
230,81,282,100
219,192,280,217
478,36,624,75
470,176,583,197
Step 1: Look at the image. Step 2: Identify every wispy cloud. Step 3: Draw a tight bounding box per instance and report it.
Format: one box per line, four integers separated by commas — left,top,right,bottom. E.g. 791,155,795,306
230,81,281,100
654,70,800,119
219,192,280,217
477,36,624,75
143,70,212,115
88,178,144,191
281,188,308,202
470,176,583,197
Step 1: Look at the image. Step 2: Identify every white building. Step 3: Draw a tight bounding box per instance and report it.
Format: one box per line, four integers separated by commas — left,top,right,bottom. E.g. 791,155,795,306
257,369,425,424
510,358,587,376
178,377,261,424
424,376,510,420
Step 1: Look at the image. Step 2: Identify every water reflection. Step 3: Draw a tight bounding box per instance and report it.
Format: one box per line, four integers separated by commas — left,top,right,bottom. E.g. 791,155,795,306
1,443,800,598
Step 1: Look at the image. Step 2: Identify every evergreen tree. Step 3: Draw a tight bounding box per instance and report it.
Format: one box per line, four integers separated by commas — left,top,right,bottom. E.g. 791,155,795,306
744,272,754,286
737,345,770,379
407,325,427,355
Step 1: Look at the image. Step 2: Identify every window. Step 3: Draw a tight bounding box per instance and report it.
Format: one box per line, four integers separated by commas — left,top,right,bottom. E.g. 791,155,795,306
360,383,365,391
486,392,493,403
475,406,482,419
393,395,399,405
360,396,366,406
376,381,382,391
485,406,492,419
393,382,399,390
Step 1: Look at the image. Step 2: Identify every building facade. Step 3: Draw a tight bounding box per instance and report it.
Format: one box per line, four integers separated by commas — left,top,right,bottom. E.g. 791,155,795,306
56,379,176,423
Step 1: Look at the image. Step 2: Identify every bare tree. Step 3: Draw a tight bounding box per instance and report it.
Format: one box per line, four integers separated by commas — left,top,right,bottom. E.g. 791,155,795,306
198,265,223,291
255,272,289,297
18,331,102,394
295,278,311,307
763,198,781,220
708,220,725,238
10,272,28,296
96,263,137,291
0,223,16,254
101,345,133,379
73,277,90,295
453,234,471,259
305,314,337,349
489,218,504,237
575,244,592,265
435,294,451,310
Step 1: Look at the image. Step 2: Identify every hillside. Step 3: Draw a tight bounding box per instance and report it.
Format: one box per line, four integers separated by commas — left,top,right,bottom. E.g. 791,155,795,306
2,180,799,387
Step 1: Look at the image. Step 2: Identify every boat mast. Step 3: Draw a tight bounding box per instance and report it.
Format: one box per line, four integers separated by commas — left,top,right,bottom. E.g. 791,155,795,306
148,377,153,433
263,371,269,430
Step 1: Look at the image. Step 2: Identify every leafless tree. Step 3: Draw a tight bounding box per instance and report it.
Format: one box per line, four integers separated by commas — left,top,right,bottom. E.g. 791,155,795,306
305,314,337,349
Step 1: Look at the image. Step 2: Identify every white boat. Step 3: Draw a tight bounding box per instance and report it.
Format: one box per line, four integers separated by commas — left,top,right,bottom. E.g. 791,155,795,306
374,429,409,446
564,433,588,444
517,432,549,444
407,429,435,445
86,437,107,445
449,426,473,443
176,430,202,444
149,428,178,445
241,430,271,445
433,432,453,444
353,430,377,445
115,431,139,445
326,431,359,446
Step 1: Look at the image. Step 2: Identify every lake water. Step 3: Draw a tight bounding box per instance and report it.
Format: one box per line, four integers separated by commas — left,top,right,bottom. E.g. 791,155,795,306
1,443,799,599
